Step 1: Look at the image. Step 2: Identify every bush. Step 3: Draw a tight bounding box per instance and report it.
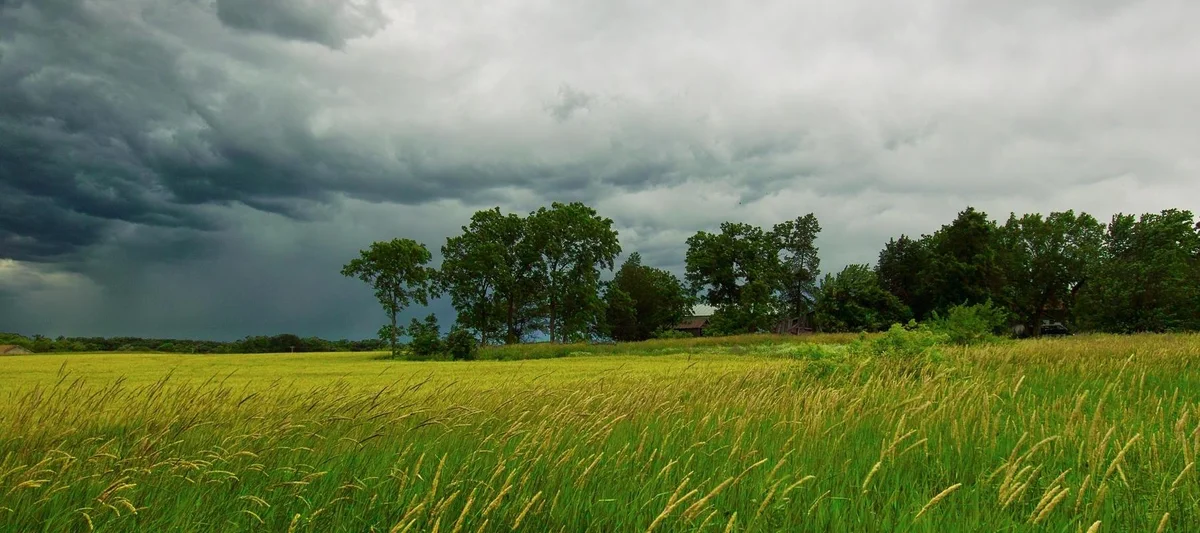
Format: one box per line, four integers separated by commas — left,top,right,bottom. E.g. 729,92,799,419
853,321,947,360
444,329,478,361
407,314,443,358
651,328,694,340
929,300,1009,345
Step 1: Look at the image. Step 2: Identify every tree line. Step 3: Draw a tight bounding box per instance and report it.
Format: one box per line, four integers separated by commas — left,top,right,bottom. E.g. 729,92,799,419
0,332,385,354
345,202,1200,358
8,204,1194,356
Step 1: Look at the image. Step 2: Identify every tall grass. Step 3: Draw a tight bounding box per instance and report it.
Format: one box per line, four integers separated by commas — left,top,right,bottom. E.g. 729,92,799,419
1,333,1197,531
477,332,864,360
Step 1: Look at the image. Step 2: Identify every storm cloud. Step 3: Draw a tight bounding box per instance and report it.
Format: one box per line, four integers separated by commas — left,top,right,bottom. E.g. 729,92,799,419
2,0,1198,339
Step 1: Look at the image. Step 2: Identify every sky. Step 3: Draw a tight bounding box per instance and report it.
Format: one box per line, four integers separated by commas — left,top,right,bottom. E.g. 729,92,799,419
1,0,1198,340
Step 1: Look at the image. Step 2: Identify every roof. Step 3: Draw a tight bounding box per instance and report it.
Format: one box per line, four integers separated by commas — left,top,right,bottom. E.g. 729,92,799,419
0,344,32,355
674,316,711,330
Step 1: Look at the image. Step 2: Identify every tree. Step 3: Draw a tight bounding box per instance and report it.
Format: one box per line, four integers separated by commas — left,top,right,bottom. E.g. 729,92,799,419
1076,209,1200,332
875,235,934,319
996,210,1104,334
772,214,822,324
685,222,772,308
603,253,694,341
341,238,438,358
685,221,781,333
527,202,621,343
407,314,443,357
685,215,822,334
814,264,911,332
922,207,1009,316
440,208,543,345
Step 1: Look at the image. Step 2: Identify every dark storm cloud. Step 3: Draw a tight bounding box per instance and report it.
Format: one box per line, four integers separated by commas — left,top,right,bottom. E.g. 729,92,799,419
2,0,1199,340
214,0,389,49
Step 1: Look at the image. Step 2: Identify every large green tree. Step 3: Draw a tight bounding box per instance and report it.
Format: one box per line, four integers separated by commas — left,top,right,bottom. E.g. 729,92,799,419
685,221,780,333
772,214,822,324
341,238,439,358
875,235,934,319
684,214,822,335
1076,209,1200,332
996,210,1104,334
603,253,694,341
814,264,911,332
924,207,1008,314
440,208,543,345
528,202,621,343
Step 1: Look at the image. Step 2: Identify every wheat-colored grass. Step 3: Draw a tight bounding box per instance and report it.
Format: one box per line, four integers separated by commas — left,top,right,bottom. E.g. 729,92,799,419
0,333,1198,531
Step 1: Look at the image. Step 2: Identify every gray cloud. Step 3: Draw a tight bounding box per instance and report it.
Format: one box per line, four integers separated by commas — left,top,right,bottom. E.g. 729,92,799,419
214,0,389,49
2,0,1198,339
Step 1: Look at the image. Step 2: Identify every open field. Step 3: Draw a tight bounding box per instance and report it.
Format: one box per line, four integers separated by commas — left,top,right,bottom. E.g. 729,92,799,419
2,334,1199,531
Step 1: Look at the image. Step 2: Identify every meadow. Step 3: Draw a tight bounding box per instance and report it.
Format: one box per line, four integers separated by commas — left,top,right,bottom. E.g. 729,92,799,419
1,333,1198,531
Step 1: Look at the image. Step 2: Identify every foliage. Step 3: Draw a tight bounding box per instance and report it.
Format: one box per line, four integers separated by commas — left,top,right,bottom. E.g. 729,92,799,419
875,208,1008,322
851,320,948,361
405,314,443,358
528,202,622,343
1076,209,1200,332
685,215,821,333
928,300,1010,345
439,207,543,345
996,210,1104,334
813,264,911,332
341,238,439,358
772,214,823,321
923,207,1009,315
604,253,694,342
650,328,694,340
440,203,620,345
443,328,478,361
0,332,384,354
875,235,934,319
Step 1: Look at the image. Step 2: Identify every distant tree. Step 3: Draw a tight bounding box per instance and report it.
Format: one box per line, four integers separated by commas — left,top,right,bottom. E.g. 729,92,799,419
1076,209,1200,332
440,208,543,345
341,238,439,358
875,235,934,319
685,221,780,333
407,314,443,358
996,210,1104,334
705,279,778,335
527,202,621,343
603,253,693,341
772,214,822,324
814,264,911,332
685,214,822,334
444,328,478,360
923,207,1009,316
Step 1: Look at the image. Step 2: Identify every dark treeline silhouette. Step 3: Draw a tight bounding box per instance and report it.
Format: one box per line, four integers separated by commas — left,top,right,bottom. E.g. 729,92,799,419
0,332,384,354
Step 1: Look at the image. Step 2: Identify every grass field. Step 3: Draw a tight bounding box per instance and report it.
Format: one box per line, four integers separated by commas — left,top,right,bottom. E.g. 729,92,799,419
1,334,1198,531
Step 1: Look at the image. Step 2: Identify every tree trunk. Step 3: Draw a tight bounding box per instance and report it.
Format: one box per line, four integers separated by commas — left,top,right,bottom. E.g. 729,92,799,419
389,308,398,358
507,298,516,344
549,298,557,344
478,304,488,347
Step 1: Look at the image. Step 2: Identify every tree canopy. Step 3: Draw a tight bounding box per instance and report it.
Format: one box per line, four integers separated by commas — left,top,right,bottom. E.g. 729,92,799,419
603,253,693,341
341,238,438,357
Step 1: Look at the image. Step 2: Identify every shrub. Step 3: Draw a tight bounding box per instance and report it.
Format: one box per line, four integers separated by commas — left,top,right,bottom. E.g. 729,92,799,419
407,314,443,358
444,329,478,361
930,300,1009,345
651,328,694,340
852,321,947,360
